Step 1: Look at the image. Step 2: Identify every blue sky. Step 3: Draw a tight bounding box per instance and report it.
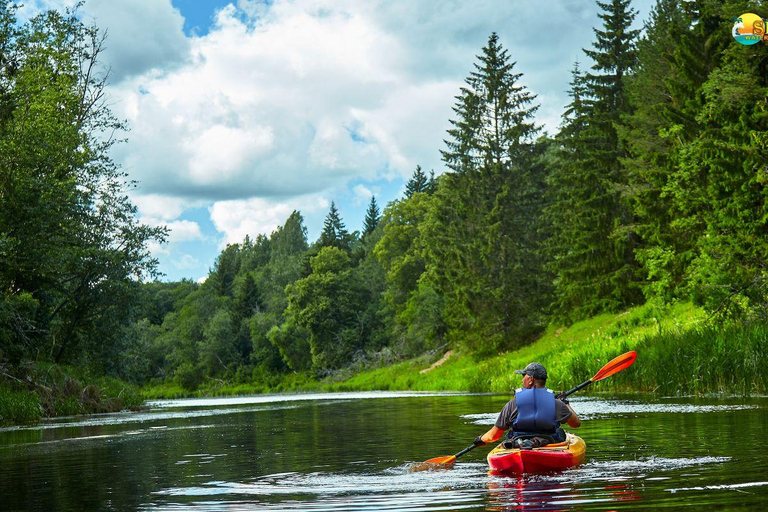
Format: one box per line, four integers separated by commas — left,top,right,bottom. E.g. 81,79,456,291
25,0,656,282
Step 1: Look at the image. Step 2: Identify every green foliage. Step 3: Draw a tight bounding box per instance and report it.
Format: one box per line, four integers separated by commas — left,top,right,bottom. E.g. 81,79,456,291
362,196,380,237
375,193,445,354
0,386,41,425
428,32,547,352
0,4,166,370
280,247,366,374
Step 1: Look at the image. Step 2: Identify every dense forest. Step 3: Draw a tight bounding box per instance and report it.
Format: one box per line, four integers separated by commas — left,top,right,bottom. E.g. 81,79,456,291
2,0,768,401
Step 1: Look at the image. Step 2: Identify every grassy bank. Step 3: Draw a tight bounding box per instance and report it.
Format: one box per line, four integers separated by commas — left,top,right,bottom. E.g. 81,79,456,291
0,363,144,425
142,301,767,399
329,301,766,396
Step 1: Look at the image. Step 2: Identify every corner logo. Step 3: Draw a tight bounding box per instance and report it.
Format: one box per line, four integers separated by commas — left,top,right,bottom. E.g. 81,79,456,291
733,13,766,45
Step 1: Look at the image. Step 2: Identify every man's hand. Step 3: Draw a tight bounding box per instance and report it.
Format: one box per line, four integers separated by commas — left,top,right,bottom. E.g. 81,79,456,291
473,435,486,446
555,392,569,404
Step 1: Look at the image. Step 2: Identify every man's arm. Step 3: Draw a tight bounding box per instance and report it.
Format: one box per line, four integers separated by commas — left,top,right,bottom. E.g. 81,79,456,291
565,403,580,428
480,426,504,443
473,399,515,446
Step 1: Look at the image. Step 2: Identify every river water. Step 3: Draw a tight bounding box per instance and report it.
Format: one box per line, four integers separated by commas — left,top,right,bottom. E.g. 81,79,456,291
0,392,766,510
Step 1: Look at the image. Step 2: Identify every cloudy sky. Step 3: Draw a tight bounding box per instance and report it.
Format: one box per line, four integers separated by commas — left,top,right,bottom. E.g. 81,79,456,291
22,0,655,282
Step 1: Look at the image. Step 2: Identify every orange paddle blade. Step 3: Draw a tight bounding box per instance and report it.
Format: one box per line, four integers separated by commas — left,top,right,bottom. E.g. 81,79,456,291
423,455,457,465
409,455,457,471
591,350,637,382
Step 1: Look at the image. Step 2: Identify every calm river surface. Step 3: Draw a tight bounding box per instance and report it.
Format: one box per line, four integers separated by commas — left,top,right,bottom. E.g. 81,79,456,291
1,392,767,511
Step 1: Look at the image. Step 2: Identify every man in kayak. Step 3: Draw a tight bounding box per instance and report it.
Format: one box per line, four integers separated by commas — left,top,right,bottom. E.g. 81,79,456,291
474,362,581,449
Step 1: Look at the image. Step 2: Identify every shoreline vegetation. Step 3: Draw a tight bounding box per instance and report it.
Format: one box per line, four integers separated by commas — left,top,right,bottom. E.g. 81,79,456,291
4,300,765,426
140,301,765,400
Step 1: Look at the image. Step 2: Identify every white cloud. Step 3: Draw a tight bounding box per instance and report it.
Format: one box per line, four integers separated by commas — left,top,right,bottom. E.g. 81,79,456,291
146,240,170,256
352,184,373,206
83,0,189,83
184,124,274,183
105,0,452,201
174,254,201,270
209,194,329,247
132,194,196,221
165,220,205,243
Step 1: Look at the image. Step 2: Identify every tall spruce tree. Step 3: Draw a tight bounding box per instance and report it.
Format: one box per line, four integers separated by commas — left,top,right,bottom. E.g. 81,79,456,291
363,196,380,236
424,32,544,352
545,0,642,321
620,0,730,303
621,0,698,300
405,165,429,198
318,201,351,251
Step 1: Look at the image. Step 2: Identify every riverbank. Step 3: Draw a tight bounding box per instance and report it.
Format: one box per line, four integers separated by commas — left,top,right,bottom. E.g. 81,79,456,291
0,363,144,425
142,301,767,400
5,301,765,423
329,301,766,396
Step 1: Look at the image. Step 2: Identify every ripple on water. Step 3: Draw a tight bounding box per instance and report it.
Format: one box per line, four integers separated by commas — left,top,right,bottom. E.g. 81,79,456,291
146,455,735,511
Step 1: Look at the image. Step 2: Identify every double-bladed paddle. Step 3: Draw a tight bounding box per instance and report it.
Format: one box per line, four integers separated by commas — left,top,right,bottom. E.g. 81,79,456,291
415,350,637,469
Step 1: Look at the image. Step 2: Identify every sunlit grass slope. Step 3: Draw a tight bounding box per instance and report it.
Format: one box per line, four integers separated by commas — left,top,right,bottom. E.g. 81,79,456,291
327,301,766,396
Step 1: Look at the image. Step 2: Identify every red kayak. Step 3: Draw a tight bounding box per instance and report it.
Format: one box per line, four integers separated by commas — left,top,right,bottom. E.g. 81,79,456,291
487,433,586,474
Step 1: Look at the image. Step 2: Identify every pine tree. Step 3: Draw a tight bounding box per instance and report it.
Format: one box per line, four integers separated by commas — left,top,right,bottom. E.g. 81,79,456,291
545,0,642,321
318,201,351,251
424,32,544,352
620,0,730,303
363,196,380,236
427,170,437,194
405,165,429,198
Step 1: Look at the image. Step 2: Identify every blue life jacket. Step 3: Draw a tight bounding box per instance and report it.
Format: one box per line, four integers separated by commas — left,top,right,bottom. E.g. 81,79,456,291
512,387,558,435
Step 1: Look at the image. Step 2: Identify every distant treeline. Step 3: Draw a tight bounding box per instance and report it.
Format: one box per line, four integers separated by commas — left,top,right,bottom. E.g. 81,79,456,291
2,0,768,393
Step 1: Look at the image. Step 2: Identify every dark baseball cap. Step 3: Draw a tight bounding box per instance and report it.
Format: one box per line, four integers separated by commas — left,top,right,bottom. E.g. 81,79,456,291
515,362,547,381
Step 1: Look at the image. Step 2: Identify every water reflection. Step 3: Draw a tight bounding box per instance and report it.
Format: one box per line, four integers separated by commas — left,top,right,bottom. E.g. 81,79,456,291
486,476,573,511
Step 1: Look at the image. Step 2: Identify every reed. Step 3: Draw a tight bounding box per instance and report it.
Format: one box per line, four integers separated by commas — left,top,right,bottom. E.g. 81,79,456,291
0,386,41,425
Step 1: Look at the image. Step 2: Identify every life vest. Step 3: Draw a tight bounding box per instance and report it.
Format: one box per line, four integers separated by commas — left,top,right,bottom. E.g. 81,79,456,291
512,387,558,435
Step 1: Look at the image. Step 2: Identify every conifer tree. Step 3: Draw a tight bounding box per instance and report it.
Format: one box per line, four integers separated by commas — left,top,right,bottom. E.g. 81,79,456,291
545,0,642,321
405,165,429,198
424,32,544,352
363,196,380,236
621,0,730,302
318,201,351,251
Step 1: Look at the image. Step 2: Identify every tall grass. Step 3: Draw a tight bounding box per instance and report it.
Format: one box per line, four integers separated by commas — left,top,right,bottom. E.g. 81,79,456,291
630,323,767,396
329,301,764,396
1,364,145,424
0,386,41,425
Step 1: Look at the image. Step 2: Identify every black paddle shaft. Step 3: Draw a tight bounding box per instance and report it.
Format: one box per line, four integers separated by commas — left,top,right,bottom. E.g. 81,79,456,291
454,443,478,458
559,379,592,400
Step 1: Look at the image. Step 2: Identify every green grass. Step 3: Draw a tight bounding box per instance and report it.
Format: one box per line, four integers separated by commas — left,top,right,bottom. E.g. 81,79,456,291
0,386,41,425
327,301,709,395
140,300,765,399
0,364,145,424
